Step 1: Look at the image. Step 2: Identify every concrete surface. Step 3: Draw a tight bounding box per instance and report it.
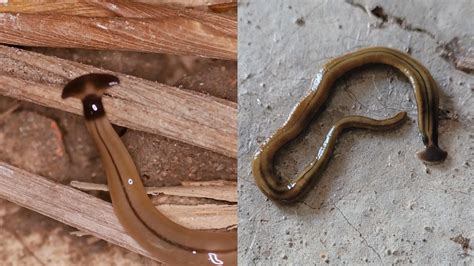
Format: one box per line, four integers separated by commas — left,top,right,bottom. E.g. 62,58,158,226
238,0,473,265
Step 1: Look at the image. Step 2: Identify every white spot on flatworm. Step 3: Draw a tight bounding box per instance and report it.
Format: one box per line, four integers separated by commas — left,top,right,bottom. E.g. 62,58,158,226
128,179,133,185
92,104,98,111
287,182,296,190
310,69,325,91
208,253,223,265
192,251,197,254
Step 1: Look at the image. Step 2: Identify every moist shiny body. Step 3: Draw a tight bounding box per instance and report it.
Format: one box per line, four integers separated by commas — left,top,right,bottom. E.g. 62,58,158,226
252,47,447,202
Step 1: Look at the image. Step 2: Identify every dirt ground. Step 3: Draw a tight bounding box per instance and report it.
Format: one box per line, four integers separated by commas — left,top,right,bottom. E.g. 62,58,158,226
0,47,236,265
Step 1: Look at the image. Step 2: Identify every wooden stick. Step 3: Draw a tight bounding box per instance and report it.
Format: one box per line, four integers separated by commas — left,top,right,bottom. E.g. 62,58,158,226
0,1,236,60
159,204,236,229
0,1,117,17
181,180,237,187
0,162,236,262
70,180,237,202
0,1,237,19
3,0,233,10
138,0,235,7
0,45,237,158
0,102,20,121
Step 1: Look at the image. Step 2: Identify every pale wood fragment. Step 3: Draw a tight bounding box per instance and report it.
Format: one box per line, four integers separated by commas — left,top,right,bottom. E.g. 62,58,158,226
181,180,237,187
0,162,236,262
70,180,237,202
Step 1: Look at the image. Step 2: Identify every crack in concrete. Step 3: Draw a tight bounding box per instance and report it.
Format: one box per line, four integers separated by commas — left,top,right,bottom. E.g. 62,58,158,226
344,1,474,98
334,204,383,263
297,200,319,210
438,37,474,74
343,79,369,110
342,76,407,114
345,0,369,14
345,0,436,40
370,6,436,39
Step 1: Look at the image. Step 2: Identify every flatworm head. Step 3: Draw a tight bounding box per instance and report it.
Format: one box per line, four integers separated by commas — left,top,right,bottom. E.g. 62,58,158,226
62,73,120,120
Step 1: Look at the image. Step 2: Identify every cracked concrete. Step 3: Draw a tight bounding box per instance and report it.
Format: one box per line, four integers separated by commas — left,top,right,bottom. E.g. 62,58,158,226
334,204,383,263
346,0,437,40
238,0,473,264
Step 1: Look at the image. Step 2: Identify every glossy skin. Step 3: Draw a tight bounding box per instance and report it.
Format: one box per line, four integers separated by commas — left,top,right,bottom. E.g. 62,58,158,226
252,47,447,202
62,74,236,265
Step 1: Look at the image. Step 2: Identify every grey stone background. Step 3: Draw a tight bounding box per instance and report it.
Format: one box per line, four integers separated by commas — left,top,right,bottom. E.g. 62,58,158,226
238,0,473,265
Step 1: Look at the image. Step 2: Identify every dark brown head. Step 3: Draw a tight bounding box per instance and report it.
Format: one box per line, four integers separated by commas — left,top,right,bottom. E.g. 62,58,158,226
416,144,447,163
62,73,120,120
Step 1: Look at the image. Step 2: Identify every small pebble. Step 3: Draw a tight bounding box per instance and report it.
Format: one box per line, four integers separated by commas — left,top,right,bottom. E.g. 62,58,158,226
295,17,305,26
320,253,329,263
